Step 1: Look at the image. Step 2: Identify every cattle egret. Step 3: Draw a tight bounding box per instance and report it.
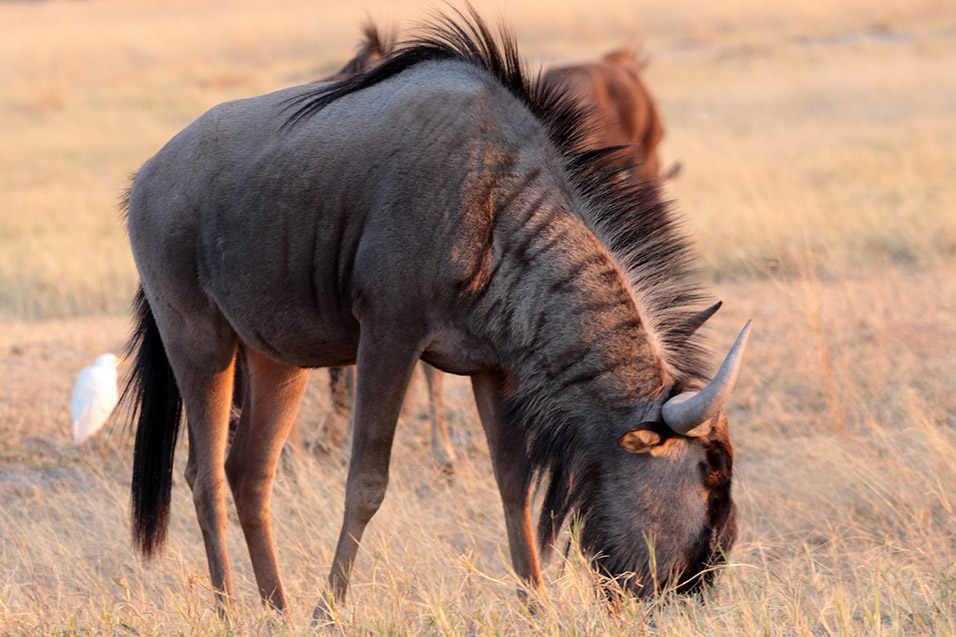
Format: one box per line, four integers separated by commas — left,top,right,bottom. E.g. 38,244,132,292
71,353,123,444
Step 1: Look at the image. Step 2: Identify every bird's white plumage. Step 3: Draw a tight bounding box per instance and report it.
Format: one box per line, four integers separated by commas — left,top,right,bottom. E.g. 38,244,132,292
71,353,121,444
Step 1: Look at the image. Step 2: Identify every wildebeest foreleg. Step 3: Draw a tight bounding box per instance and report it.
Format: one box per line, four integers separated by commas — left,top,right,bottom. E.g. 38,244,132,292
424,364,456,474
224,348,309,612
315,333,422,621
471,370,543,596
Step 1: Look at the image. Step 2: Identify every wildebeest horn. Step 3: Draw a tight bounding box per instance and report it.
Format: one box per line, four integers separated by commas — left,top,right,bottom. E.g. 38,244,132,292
662,320,752,435
662,161,683,183
681,301,722,336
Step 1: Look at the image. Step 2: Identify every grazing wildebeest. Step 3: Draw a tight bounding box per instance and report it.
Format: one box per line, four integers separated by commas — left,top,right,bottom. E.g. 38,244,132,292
543,49,681,185
122,10,749,619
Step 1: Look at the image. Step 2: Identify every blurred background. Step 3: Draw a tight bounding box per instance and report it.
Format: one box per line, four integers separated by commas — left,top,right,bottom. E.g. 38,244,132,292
2,0,954,319
1,0,955,633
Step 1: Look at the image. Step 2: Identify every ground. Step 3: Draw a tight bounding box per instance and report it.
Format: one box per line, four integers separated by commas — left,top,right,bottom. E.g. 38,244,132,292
1,0,955,634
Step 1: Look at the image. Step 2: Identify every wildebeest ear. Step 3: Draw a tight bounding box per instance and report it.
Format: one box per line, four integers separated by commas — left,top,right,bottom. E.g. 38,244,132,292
618,428,662,453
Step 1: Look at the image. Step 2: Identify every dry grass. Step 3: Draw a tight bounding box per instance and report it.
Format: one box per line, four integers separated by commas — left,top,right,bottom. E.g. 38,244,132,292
2,0,956,634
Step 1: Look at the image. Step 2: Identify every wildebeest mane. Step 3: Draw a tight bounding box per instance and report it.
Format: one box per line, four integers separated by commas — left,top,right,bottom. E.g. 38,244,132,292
286,6,719,561
283,6,590,160
357,21,392,61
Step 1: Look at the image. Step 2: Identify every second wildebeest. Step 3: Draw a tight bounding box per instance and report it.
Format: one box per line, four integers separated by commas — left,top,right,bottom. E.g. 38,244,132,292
122,9,749,619
544,49,682,185
326,24,459,473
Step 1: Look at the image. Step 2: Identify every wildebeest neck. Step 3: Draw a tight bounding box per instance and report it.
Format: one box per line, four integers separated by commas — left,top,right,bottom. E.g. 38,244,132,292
458,161,670,413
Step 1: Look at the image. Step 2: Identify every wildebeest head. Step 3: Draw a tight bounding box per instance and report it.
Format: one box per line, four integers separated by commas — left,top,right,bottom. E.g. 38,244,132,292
508,274,750,597
581,321,748,597
530,314,749,599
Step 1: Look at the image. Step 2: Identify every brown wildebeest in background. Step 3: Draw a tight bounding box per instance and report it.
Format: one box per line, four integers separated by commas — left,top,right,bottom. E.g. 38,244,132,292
543,49,682,185
122,9,750,621
328,361,455,470
326,22,390,80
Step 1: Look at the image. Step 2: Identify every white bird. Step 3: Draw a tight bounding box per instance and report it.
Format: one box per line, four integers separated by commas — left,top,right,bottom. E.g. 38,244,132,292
71,353,123,444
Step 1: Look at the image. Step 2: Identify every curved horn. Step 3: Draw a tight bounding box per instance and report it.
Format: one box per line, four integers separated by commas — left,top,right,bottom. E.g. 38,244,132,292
680,301,722,337
662,320,752,435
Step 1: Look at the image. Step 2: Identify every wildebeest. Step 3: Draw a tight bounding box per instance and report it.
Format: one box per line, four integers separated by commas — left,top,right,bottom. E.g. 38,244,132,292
122,9,749,619
543,49,681,185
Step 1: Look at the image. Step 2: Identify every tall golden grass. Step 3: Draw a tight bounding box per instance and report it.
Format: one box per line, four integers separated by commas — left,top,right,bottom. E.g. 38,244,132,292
2,0,955,634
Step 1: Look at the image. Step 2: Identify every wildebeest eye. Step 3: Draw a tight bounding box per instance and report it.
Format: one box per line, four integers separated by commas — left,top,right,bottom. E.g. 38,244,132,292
700,449,731,488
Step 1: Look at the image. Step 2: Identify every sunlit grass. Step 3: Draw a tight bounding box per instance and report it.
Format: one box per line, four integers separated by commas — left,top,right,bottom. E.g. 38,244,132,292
4,366,956,634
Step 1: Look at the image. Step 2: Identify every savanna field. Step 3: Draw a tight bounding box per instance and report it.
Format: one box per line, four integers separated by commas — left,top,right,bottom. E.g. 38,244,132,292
2,0,956,633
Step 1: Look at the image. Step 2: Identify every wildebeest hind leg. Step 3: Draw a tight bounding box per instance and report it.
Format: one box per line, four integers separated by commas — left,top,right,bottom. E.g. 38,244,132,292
327,367,353,462
224,348,309,612
163,317,238,615
424,364,456,474
471,370,543,596
314,330,422,623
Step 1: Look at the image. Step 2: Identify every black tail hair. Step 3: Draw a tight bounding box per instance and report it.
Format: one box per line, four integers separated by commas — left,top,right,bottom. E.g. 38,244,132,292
120,286,183,558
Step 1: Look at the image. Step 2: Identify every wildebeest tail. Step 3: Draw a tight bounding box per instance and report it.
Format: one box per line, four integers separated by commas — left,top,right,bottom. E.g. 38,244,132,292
121,286,183,558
